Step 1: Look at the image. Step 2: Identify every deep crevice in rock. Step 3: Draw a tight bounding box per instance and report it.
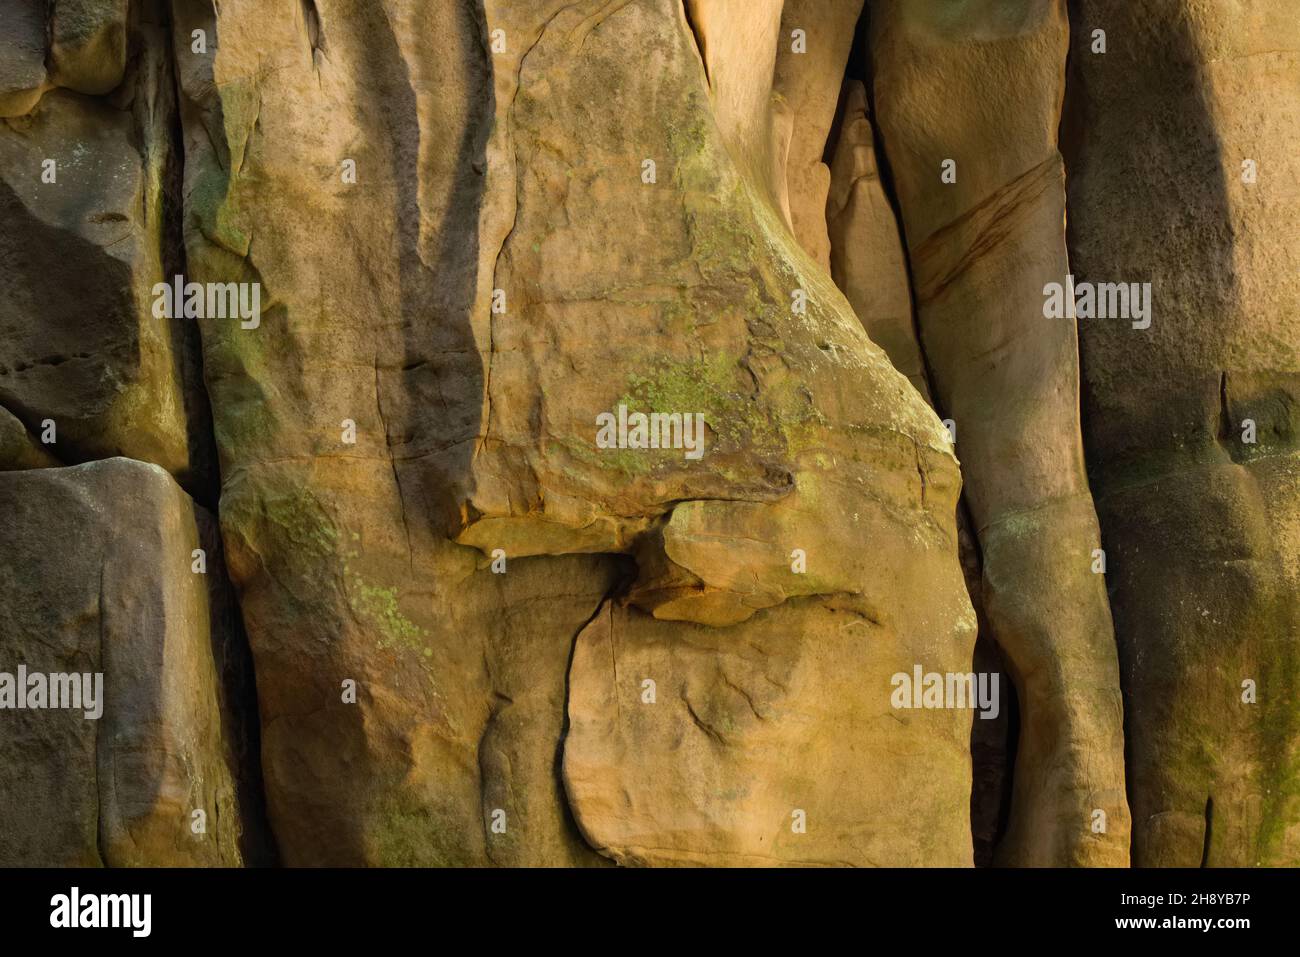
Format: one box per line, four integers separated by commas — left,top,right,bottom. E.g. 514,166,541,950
554,557,638,863
160,0,278,865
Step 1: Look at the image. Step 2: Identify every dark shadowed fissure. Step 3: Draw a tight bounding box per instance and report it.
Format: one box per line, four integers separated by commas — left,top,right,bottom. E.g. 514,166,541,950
157,0,277,865
158,54,219,510
681,0,711,87
381,0,491,539
0,0,278,864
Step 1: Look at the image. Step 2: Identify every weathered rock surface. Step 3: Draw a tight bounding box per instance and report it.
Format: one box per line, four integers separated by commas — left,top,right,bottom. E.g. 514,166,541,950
0,0,48,118
165,0,976,866
50,0,131,96
1065,0,1300,866
564,597,973,866
771,0,864,269
169,0,620,867
827,79,926,398
0,4,212,495
0,458,264,866
0,0,1295,871
477,0,974,863
0,0,130,115
469,0,965,630
825,72,1010,862
0,402,60,469
869,0,1129,865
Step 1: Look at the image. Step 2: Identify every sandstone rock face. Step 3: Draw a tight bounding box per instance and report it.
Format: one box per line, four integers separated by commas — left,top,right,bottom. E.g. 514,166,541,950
1065,0,1300,866
0,0,48,118
470,0,965,625
825,74,1010,861
0,0,131,114
827,78,926,398
0,458,264,866
479,0,973,865
564,598,972,866
869,0,1129,865
168,0,618,866
0,402,59,469
0,0,1296,871
167,0,973,866
772,0,865,269
49,0,131,96
0,3,212,495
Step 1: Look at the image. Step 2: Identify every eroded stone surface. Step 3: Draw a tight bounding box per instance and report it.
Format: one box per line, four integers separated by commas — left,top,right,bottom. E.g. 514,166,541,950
827,79,927,398
50,0,131,96
564,594,974,866
2,0,1291,871
772,0,864,270
0,0,48,118
168,0,977,866
171,0,619,866
0,8,212,495
0,458,263,866
1066,0,1300,866
870,0,1129,865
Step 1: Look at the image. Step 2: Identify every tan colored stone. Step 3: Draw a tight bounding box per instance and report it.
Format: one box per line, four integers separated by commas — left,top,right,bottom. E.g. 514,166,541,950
869,0,1129,865
684,0,786,206
772,0,864,269
465,0,965,636
0,0,48,118
564,597,974,867
167,0,977,866
827,78,928,397
1065,0,1300,866
16,0,1294,871
172,0,616,866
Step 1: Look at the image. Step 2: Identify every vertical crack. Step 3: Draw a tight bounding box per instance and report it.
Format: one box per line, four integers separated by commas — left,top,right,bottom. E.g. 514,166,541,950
162,0,277,865
375,354,413,570
838,4,1012,867
681,0,711,87
556,561,635,858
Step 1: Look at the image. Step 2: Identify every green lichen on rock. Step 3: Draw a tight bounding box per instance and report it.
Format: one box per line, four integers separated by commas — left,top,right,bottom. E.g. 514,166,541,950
261,486,341,559
188,161,250,259
1254,639,1300,858
369,793,476,867
618,354,823,458
259,488,430,657
566,439,654,475
347,578,429,656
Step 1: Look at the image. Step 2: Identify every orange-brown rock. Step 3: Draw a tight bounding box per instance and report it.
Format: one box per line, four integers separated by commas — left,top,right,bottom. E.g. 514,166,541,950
1065,0,1300,866
0,0,1294,873
869,0,1129,865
